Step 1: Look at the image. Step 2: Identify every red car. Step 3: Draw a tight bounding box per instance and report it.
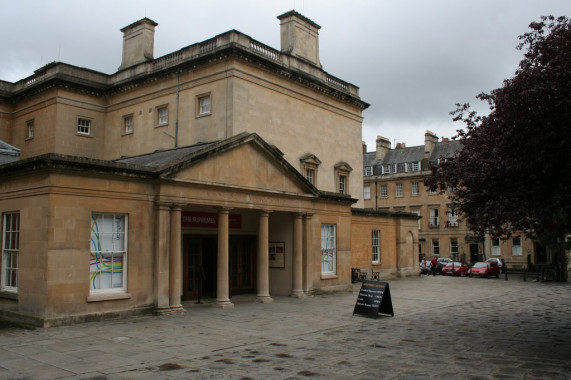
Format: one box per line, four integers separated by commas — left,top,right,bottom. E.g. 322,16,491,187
440,262,469,276
468,262,500,278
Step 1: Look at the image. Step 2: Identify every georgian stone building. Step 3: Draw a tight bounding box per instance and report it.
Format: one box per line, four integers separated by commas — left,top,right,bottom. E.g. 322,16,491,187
363,131,536,268
0,11,418,326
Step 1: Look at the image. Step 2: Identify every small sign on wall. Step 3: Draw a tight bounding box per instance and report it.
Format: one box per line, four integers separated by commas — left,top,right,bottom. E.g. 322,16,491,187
269,242,285,268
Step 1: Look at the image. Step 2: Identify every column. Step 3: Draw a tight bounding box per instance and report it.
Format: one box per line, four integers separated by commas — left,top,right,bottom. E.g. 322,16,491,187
216,208,233,308
291,213,305,298
154,203,171,314
169,204,184,312
256,211,273,303
302,214,313,292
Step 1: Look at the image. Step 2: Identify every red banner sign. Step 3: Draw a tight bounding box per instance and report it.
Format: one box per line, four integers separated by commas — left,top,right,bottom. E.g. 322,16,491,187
181,211,242,229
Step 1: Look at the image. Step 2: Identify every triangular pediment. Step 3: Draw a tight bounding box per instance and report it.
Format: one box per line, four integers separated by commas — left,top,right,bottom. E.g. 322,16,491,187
156,133,318,196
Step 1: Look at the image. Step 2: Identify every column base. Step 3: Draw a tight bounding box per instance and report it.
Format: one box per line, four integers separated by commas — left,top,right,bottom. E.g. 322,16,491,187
154,307,173,316
214,300,234,309
169,305,186,315
290,290,306,298
256,295,274,303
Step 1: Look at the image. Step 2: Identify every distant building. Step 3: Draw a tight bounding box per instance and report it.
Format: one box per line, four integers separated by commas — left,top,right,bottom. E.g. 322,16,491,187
0,12,418,327
363,131,536,268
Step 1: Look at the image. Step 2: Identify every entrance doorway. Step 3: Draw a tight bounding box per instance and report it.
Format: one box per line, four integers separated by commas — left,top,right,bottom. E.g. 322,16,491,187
182,235,256,300
470,244,480,263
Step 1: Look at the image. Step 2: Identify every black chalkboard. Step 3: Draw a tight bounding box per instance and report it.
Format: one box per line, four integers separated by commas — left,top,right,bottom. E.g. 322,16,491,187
352,280,394,318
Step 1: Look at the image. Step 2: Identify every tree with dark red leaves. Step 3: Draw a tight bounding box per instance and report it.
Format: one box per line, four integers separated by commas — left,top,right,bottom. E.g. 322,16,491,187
425,16,570,278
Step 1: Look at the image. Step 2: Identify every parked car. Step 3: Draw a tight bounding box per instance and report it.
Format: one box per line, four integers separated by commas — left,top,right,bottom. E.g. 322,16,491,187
436,257,453,274
440,262,469,276
486,258,506,273
469,261,500,278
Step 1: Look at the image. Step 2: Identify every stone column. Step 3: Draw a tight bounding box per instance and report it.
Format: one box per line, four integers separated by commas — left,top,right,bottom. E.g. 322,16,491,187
169,204,184,313
216,208,233,308
303,214,313,292
291,213,305,298
154,203,171,314
256,211,273,303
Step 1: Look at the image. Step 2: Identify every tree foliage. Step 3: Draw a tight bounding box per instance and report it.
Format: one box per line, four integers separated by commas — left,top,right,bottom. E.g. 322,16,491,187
425,16,571,244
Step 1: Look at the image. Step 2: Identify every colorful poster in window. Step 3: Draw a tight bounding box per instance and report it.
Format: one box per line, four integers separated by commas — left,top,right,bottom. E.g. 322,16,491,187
90,214,126,291
269,242,285,268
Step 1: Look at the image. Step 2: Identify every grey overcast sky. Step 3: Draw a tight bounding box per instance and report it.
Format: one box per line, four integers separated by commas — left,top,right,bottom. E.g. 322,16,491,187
1,0,569,149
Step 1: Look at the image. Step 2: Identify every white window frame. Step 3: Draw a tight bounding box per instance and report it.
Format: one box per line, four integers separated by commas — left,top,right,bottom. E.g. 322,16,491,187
411,182,419,196
364,185,371,200
90,213,128,294
492,238,501,256
364,166,373,176
77,118,91,135
412,161,420,171
395,183,403,197
2,212,19,293
431,239,440,255
26,119,34,139
157,106,168,126
321,224,336,275
372,230,380,263
447,208,459,227
198,94,211,116
429,208,439,227
450,238,459,256
512,237,522,256
306,168,315,185
124,115,134,134
412,209,421,230
338,175,347,195
391,164,397,173
382,165,391,174
380,184,388,198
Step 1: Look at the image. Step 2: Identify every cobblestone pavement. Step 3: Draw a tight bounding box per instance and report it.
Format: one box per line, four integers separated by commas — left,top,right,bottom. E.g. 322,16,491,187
1,274,570,379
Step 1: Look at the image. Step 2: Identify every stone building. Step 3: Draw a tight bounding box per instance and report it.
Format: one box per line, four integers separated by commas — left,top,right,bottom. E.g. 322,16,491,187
0,11,418,326
363,131,536,269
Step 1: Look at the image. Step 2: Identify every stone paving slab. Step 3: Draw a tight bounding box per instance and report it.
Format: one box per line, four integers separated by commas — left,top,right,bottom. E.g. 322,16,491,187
0,274,570,379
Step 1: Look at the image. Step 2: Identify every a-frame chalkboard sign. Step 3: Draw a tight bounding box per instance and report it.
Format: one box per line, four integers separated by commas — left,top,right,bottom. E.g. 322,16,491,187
352,280,394,318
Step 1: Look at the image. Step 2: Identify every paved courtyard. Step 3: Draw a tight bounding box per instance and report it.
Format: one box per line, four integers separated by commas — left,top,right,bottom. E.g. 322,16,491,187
0,274,570,379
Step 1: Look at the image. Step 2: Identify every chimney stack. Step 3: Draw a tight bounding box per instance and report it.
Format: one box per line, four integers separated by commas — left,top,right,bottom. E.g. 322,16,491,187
424,130,438,153
278,10,321,67
376,136,391,161
119,18,158,71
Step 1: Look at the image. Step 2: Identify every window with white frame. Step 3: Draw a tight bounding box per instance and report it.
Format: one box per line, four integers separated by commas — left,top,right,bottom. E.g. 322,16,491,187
431,239,440,255
391,164,397,173
395,183,403,197
364,166,373,176
412,161,420,171
411,182,419,196
2,212,19,293
321,224,336,275
26,119,34,139
364,185,371,199
372,230,380,263
306,168,315,185
450,238,459,256
492,238,501,256
382,164,391,174
90,213,127,293
411,209,421,230
338,175,347,194
77,118,91,135
157,106,168,126
429,208,439,227
198,94,211,116
124,115,133,134
447,208,458,227
300,154,320,187
512,237,522,256
380,184,388,198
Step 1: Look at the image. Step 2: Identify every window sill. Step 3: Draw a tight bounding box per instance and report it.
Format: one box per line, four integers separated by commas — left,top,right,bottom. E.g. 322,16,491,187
371,262,381,266
155,123,169,128
320,274,338,280
196,112,211,118
76,133,93,138
87,293,131,303
0,291,18,300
